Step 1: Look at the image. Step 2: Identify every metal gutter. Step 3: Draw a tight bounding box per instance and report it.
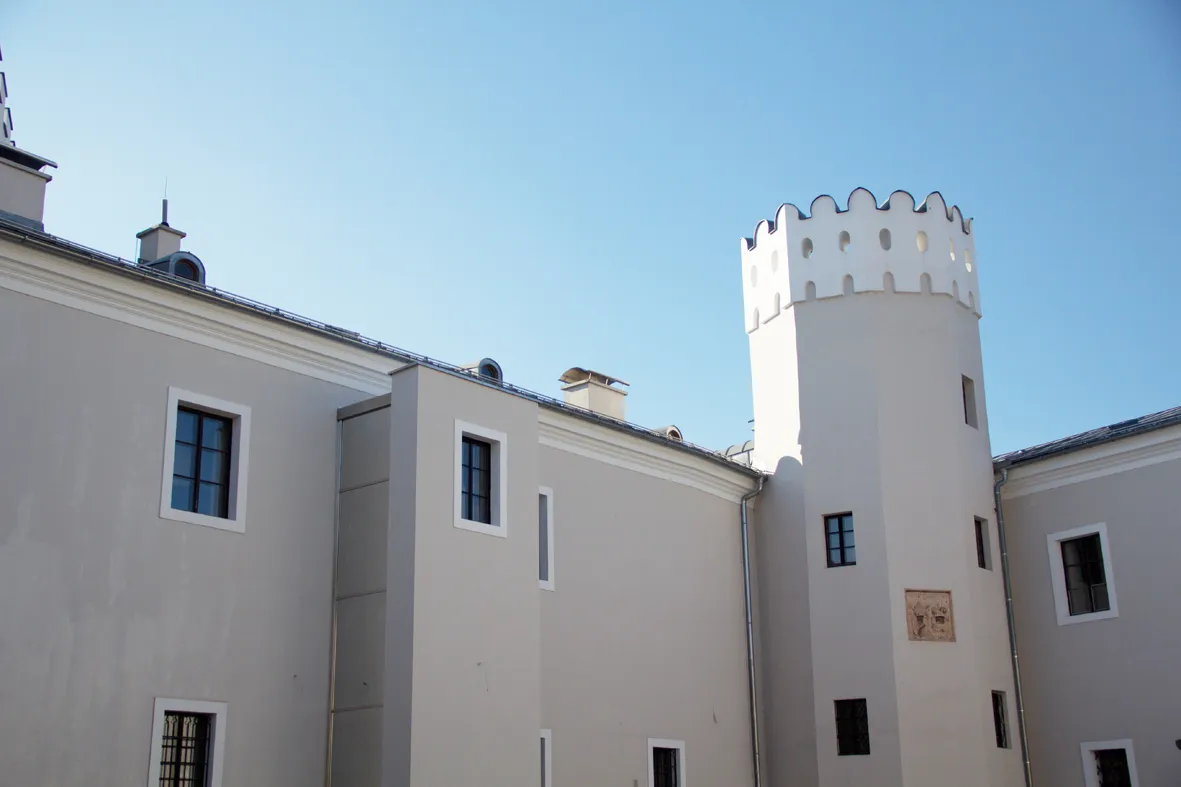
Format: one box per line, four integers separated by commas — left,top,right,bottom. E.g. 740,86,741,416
994,468,1033,787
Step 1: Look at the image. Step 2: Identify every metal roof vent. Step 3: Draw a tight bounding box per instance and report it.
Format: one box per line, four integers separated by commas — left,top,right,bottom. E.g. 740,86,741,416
460,358,503,383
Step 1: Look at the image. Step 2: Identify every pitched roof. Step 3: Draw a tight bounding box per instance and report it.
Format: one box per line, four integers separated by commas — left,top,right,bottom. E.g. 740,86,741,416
993,405,1181,468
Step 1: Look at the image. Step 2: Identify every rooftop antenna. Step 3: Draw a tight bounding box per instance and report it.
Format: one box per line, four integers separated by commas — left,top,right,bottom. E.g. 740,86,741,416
161,177,169,226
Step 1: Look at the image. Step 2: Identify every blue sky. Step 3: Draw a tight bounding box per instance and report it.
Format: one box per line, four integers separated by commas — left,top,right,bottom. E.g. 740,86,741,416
4,0,1179,453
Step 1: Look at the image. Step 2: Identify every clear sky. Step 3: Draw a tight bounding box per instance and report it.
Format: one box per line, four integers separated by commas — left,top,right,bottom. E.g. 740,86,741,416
4,0,1179,454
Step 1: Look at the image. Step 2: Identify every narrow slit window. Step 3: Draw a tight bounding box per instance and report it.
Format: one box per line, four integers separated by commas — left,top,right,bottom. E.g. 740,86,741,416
962,376,978,428
461,436,493,525
975,517,992,570
991,691,1010,749
539,488,554,590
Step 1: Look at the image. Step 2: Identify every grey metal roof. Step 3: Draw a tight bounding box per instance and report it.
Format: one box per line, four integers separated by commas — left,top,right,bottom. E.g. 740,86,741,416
993,405,1181,468
0,215,762,480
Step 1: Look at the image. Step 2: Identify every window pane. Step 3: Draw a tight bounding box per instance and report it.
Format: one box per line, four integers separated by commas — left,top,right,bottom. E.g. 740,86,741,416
176,410,199,444
829,548,843,566
1090,583,1110,612
173,443,196,479
842,531,855,549
462,440,470,466
539,495,549,582
828,532,841,550
540,737,547,787
199,450,226,484
844,545,856,564
171,477,194,511
1067,587,1093,616
201,416,230,451
462,492,471,521
826,518,839,535
841,515,854,534
198,482,226,518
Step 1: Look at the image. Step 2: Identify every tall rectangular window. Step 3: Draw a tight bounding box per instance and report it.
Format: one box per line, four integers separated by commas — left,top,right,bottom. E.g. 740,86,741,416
538,488,555,591
1061,533,1110,616
158,711,212,787
171,407,232,519
962,375,978,428
834,698,870,756
991,691,1010,749
825,513,856,567
461,436,493,525
975,517,992,570
651,747,680,787
1093,748,1132,787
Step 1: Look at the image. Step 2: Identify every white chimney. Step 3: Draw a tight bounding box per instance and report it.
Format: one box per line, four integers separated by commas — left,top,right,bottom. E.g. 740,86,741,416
559,367,629,421
0,51,57,232
136,199,186,263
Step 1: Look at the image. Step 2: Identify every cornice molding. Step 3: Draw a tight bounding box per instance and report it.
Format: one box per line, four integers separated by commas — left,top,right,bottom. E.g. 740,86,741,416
0,240,398,394
1001,425,1181,498
538,409,758,503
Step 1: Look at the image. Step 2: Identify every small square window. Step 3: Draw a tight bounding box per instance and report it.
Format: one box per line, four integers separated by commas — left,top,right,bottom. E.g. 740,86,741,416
159,388,251,534
962,375,978,428
1047,523,1119,626
454,420,508,537
991,691,1010,748
539,488,555,591
834,698,870,756
825,513,856,567
975,517,992,570
648,739,685,787
147,698,227,787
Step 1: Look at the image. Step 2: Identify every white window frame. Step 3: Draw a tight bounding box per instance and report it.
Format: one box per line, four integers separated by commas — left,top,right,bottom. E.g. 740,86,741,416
539,486,555,591
454,419,508,538
159,387,252,534
1046,522,1119,626
1079,739,1140,787
146,697,228,787
541,728,553,787
648,737,686,787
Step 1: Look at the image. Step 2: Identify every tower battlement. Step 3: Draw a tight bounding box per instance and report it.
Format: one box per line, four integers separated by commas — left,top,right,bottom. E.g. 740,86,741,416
740,189,980,333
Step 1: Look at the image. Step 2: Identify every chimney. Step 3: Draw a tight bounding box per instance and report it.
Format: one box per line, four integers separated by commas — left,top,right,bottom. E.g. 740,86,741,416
559,367,629,421
136,199,186,263
0,48,58,232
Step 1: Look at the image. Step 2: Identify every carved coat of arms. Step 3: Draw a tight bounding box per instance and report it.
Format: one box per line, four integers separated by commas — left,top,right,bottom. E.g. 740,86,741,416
906,589,955,642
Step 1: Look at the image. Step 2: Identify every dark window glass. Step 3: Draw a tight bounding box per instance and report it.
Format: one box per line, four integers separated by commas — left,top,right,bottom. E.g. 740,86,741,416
975,518,990,570
1061,534,1109,615
835,698,870,756
159,711,212,787
991,691,1010,748
962,375,978,428
171,408,232,518
539,494,550,582
540,735,547,787
825,514,856,567
174,261,199,281
461,436,493,525
652,746,680,787
1094,748,1131,787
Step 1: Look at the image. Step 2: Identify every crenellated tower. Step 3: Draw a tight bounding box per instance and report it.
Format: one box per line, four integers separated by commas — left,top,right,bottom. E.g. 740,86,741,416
743,189,1023,787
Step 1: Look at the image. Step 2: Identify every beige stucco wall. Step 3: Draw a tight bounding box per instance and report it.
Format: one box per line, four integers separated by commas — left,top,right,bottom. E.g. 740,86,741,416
539,442,758,787
0,285,375,786
750,290,1022,787
1002,450,1181,787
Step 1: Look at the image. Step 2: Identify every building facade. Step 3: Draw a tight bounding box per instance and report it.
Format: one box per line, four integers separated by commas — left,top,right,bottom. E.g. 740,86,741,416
0,54,1176,787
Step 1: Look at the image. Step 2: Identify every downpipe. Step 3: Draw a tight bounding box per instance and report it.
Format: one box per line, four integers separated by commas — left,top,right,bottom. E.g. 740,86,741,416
995,467,1033,787
740,477,766,787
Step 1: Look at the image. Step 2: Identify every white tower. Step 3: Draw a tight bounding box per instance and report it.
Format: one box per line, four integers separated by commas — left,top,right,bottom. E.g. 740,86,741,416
743,189,1022,787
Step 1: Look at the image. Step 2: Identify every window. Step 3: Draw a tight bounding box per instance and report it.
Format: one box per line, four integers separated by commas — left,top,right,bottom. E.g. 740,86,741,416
539,487,555,591
461,436,492,524
991,691,1010,748
159,388,251,533
825,513,856,567
147,698,227,787
647,739,685,787
172,408,232,518
975,517,992,570
1062,534,1109,615
540,729,552,787
962,375,978,428
834,699,870,756
453,420,508,537
1080,740,1140,787
1047,523,1119,626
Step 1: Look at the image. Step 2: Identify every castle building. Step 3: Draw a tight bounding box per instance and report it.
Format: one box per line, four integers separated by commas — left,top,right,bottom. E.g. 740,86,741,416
0,51,1176,787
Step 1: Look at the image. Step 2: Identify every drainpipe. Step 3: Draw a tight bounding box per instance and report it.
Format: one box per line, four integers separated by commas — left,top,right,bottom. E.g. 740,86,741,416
995,467,1033,787
740,476,766,787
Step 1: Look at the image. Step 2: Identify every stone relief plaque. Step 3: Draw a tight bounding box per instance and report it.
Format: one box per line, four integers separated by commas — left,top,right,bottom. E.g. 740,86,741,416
905,589,955,642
